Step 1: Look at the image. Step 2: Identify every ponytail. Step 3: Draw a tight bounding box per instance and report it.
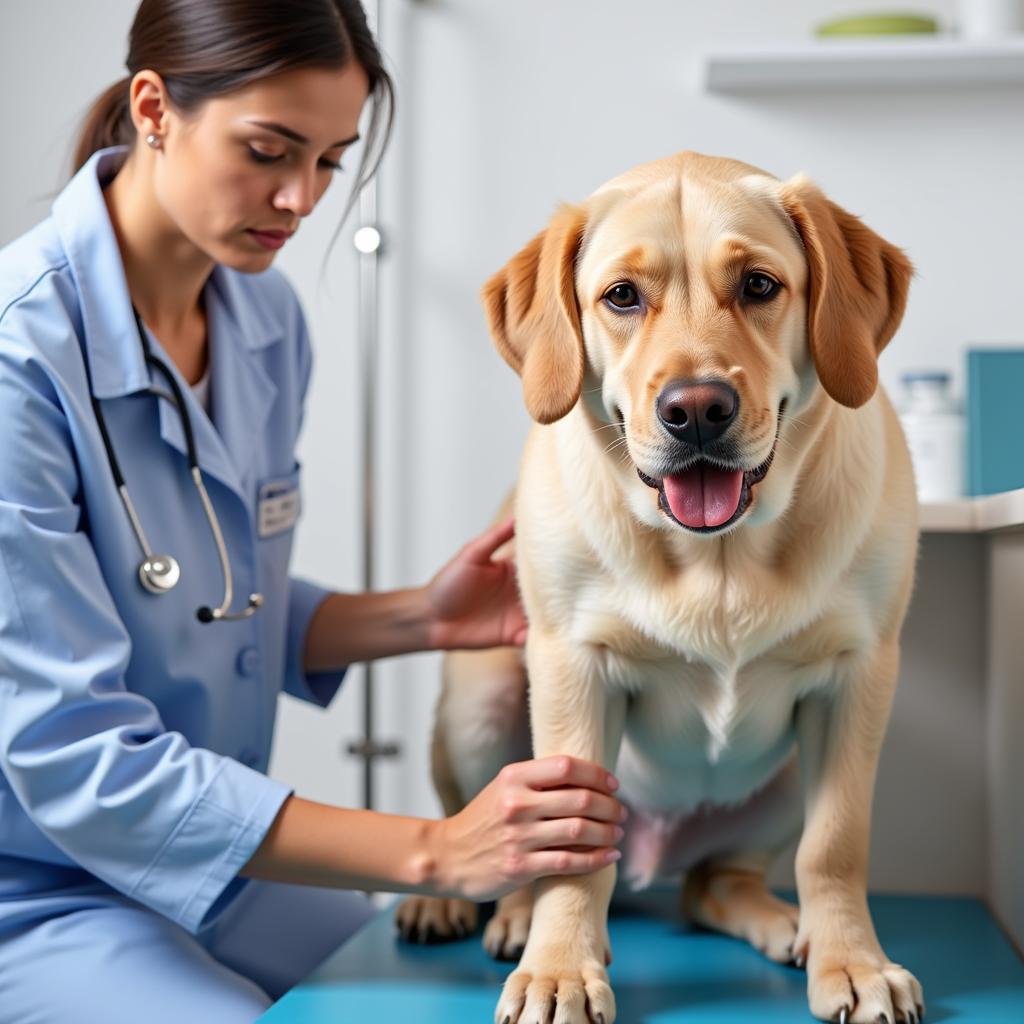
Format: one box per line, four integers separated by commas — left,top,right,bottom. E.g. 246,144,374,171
70,77,134,176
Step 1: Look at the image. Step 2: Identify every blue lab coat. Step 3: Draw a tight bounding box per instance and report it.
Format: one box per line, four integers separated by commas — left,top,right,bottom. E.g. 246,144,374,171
0,147,370,1020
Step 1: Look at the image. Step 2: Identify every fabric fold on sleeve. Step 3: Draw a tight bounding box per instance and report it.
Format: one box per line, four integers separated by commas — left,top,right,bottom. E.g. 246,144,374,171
133,758,293,933
282,576,347,708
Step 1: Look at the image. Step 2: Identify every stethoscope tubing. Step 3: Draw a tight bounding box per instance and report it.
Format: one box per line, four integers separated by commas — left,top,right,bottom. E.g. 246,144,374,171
81,306,263,623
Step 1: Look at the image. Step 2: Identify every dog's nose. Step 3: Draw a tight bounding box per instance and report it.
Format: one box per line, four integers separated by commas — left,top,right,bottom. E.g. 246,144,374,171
656,379,739,446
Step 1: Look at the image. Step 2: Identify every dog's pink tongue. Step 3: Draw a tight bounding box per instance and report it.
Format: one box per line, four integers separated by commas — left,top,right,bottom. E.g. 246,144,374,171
664,465,744,528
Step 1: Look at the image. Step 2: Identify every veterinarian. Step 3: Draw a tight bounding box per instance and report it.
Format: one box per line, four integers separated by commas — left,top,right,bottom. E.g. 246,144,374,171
0,2,627,1020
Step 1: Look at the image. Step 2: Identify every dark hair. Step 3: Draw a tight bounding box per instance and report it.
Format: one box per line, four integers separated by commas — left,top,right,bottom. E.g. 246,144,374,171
72,0,394,246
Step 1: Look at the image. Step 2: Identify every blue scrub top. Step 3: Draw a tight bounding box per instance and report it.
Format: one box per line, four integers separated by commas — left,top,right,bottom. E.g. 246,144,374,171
0,146,345,936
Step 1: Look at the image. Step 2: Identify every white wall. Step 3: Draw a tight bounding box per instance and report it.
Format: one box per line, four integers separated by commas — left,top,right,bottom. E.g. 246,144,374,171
3,0,1020,895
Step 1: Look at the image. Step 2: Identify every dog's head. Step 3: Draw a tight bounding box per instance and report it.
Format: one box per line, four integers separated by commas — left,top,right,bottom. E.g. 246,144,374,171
482,151,913,536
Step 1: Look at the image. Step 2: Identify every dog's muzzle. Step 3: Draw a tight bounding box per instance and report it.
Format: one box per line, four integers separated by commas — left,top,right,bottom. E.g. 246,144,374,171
637,402,785,533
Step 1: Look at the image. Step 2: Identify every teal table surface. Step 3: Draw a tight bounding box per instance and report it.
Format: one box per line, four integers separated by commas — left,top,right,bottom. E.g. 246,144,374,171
259,894,1024,1022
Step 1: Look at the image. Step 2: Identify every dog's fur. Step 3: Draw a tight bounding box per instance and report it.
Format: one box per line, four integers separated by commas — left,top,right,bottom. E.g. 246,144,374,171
397,151,922,1024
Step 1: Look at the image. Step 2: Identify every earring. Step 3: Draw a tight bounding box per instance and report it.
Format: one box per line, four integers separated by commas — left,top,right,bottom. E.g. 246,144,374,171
145,133,161,149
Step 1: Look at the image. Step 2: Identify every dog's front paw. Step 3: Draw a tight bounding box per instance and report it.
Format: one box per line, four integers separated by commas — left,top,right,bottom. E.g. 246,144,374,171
805,949,924,1024
495,948,614,1024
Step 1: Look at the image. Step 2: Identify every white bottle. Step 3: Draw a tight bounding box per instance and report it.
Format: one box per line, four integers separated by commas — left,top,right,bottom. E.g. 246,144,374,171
898,372,965,503
956,0,1024,38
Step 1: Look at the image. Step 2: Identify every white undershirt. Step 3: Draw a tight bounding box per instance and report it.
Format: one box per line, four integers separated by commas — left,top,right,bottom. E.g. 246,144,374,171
191,362,212,415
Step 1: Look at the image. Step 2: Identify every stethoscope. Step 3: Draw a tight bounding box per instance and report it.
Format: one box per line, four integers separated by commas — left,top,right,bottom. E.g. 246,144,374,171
84,306,263,623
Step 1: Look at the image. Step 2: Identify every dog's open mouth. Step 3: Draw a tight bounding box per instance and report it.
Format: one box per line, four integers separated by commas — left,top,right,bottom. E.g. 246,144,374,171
637,405,784,533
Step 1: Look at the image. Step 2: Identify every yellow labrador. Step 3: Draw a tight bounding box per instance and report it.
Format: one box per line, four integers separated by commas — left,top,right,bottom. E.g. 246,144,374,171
397,151,921,1024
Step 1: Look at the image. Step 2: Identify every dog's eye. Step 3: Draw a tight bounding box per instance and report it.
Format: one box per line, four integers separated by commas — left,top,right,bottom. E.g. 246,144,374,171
604,283,640,310
741,272,779,301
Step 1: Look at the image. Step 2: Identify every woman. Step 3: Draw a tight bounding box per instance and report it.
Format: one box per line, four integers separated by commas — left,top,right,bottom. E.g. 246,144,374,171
0,2,625,1020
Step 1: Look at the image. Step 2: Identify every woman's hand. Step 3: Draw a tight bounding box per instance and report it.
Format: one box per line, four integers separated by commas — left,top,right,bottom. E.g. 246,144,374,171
425,517,528,650
426,756,627,902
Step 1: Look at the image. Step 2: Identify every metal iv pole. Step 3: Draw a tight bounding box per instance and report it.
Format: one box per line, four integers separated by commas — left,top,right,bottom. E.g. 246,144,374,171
345,0,400,810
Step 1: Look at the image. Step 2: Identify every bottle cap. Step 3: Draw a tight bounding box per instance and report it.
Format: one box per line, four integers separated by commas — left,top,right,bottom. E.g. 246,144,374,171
901,370,950,385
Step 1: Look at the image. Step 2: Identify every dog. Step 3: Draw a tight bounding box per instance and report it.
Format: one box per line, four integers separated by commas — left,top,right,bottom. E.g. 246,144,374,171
396,151,921,1024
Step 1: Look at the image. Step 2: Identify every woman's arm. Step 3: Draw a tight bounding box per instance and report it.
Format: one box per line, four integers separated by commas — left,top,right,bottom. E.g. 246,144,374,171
302,518,527,672
241,756,626,901
302,587,432,671
239,792,438,892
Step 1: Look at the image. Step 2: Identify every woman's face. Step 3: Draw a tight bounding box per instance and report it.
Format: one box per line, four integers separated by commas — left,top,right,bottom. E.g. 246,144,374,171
153,63,369,271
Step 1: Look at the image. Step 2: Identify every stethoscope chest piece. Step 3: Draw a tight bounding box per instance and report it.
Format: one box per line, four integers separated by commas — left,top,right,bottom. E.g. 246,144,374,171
139,555,181,594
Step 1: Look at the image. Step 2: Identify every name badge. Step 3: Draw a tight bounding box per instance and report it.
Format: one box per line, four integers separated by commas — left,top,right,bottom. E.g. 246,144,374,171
258,477,301,537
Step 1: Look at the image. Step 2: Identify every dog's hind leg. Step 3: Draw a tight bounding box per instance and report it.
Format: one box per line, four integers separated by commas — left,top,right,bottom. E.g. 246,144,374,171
393,695,482,942
395,645,533,945
681,854,801,964
678,755,804,964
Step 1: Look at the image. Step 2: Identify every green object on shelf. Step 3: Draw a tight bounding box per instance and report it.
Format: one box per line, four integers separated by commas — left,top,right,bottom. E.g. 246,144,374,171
816,12,940,36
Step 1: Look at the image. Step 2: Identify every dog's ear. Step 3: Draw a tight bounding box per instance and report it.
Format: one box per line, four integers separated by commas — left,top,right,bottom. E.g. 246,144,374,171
779,176,913,409
481,203,587,424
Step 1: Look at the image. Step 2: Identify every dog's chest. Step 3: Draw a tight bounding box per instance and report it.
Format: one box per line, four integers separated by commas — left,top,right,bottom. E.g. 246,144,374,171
618,654,796,769
576,593,869,808
609,655,794,813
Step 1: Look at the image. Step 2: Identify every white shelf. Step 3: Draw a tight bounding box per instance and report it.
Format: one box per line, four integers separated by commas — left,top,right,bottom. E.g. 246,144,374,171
703,36,1024,92
921,488,1024,534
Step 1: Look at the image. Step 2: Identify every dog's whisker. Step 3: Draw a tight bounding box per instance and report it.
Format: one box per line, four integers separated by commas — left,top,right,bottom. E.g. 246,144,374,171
603,437,630,457
784,411,815,430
